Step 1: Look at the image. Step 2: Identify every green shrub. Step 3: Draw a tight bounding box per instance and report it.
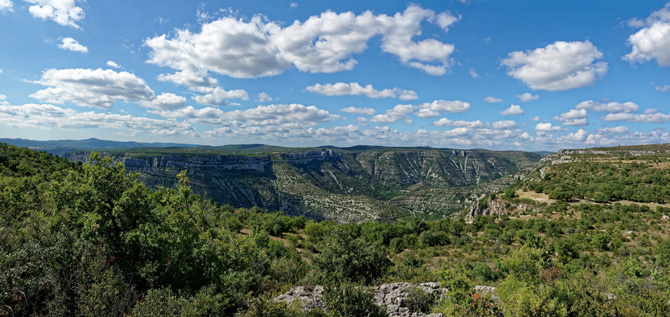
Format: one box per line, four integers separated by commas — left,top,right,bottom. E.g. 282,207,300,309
322,283,387,317
406,286,435,313
313,228,391,284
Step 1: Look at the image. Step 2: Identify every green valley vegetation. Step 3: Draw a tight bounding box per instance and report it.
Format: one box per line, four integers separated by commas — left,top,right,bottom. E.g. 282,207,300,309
2,142,670,316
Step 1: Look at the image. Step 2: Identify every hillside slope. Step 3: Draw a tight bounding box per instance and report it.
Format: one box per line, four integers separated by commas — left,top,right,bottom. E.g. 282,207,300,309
464,143,670,220
63,147,541,222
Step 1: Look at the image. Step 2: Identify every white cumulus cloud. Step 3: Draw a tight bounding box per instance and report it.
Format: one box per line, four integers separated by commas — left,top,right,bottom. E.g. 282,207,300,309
191,86,249,106
341,107,376,115
306,82,417,100
30,68,155,109
625,4,670,67
564,129,588,142
555,109,588,126
140,93,186,111
501,40,607,91
417,100,470,118
219,104,336,125
26,0,84,28
106,61,120,69
603,110,670,123
258,92,273,102
535,122,565,132
0,0,12,12
517,92,539,102
158,70,218,88
433,118,483,128
491,120,517,129
58,37,87,53
484,96,502,103
500,104,524,116
146,5,458,82
371,104,415,123
0,103,193,135
655,83,670,92
575,100,639,113
596,126,629,134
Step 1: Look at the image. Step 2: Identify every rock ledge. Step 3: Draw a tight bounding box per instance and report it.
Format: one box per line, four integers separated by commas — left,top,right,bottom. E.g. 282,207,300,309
274,282,446,317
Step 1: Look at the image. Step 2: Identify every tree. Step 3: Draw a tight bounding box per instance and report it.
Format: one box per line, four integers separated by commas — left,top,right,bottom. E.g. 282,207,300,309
313,228,391,284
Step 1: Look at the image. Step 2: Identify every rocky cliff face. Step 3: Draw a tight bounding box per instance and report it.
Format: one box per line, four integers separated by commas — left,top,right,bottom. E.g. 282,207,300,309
62,148,542,222
123,155,271,173
466,196,535,222
467,197,505,221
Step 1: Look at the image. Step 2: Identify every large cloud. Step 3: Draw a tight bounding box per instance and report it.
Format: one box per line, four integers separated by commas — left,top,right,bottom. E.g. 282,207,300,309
0,0,12,12
375,6,458,75
145,5,458,81
30,68,155,108
306,82,417,100
625,4,670,66
26,0,84,28
501,40,607,91
146,16,290,79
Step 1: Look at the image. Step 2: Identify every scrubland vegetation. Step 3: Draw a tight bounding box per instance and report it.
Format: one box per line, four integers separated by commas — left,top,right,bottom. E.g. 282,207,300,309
2,143,670,316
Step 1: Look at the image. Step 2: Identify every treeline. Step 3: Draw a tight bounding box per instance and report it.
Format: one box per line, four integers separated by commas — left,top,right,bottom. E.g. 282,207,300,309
2,144,670,315
529,160,670,203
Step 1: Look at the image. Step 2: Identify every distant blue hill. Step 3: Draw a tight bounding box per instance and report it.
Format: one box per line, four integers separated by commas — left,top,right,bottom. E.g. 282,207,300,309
0,138,200,155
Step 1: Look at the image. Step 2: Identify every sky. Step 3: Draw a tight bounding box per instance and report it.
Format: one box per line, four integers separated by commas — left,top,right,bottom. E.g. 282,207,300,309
0,0,669,151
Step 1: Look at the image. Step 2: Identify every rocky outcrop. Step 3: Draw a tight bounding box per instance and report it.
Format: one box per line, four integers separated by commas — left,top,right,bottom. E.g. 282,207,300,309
274,286,326,311
474,285,498,300
467,197,505,222
374,282,445,317
274,282,447,316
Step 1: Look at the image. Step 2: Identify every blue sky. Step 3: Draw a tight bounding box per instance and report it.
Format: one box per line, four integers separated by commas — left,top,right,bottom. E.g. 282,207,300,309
0,0,669,150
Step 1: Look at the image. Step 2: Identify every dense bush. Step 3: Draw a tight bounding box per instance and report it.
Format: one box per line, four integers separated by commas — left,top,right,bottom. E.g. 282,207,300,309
313,228,391,284
322,283,387,317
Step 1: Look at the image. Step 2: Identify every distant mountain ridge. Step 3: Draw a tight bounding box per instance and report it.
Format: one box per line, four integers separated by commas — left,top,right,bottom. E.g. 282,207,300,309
0,138,200,155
